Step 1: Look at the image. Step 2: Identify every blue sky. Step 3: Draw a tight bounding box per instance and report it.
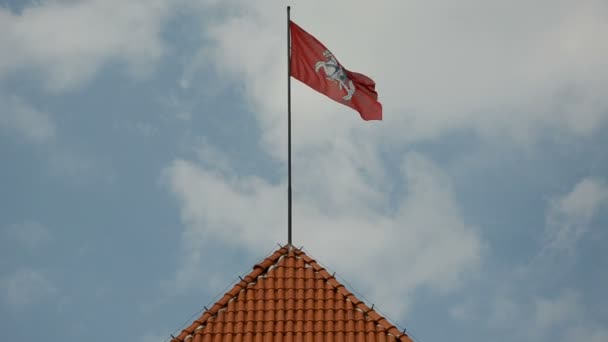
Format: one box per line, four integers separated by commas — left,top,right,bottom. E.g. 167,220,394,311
1,1,607,341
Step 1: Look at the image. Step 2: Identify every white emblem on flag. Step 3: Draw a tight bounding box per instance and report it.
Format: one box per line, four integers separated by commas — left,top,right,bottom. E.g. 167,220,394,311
315,50,355,101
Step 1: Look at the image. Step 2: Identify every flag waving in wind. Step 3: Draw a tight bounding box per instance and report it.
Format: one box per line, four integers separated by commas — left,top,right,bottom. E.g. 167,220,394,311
290,21,382,121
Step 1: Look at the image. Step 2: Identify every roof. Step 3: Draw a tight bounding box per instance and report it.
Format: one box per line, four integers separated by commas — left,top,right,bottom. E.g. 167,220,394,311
171,245,413,342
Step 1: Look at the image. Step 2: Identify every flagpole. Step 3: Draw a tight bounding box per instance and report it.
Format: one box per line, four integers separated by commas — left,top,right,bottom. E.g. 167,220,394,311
287,6,292,246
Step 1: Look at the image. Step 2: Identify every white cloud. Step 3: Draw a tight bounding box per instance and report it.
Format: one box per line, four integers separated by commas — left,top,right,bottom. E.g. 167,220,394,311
0,95,55,143
534,289,581,332
187,0,608,149
0,94,115,184
530,290,606,342
162,0,606,326
4,220,52,250
164,148,482,318
1,269,56,308
545,177,608,253
163,157,284,291
0,0,177,91
484,289,592,341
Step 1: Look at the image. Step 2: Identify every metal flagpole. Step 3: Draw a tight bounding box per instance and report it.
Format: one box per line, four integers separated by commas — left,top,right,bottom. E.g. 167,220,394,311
287,6,292,246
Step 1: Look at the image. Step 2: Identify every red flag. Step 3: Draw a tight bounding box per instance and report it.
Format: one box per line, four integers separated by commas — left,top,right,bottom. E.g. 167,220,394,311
289,21,382,121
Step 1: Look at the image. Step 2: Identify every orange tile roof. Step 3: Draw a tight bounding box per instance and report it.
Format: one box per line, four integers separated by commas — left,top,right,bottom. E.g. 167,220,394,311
171,245,413,342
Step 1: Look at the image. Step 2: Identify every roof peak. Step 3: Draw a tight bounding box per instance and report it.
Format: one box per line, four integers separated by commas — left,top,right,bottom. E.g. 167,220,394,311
171,245,412,342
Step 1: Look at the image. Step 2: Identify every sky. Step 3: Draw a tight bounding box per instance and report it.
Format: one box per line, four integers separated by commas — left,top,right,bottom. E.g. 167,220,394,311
1,1,607,341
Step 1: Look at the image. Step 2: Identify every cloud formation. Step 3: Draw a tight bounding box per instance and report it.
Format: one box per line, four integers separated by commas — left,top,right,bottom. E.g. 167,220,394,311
545,177,608,253
0,0,176,91
0,95,55,144
162,0,608,322
1,269,56,308
189,0,608,148
165,147,482,318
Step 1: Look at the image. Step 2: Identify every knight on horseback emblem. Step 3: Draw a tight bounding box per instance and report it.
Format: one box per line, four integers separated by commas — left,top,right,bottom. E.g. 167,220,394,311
314,50,355,101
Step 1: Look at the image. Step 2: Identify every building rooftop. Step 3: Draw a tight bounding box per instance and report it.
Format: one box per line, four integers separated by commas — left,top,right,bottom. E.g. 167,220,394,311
171,245,413,342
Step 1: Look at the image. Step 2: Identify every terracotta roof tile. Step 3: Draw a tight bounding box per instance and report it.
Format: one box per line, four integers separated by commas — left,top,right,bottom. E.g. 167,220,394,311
172,245,413,342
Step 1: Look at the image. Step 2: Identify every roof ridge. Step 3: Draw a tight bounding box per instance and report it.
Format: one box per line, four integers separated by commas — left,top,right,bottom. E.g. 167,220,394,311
292,248,410,341
172,246,290,341
171,245,413,342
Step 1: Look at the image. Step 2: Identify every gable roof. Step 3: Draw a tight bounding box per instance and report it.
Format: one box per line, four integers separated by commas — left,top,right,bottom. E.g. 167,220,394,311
171,245,413,342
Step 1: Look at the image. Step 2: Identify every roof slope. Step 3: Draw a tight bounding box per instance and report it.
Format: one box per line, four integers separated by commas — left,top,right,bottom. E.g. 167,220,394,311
172,245,413,342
